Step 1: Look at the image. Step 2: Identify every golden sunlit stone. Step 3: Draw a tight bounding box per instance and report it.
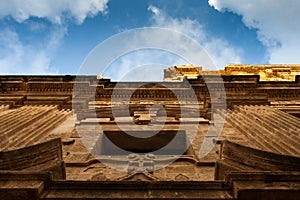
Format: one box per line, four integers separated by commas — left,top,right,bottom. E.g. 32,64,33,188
224,64,300,81
164,64,300,81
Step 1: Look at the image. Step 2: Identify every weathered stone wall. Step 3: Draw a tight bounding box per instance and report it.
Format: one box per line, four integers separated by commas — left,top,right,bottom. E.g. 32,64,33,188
0,65,300,199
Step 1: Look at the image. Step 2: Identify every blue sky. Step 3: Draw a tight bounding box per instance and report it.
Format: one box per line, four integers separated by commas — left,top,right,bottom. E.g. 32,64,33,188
0,0,299,79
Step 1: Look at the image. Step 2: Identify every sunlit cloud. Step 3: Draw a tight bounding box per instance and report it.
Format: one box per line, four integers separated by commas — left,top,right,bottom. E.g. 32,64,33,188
0,0,109,74
147,5,242,69
209,0,300,64
0,0,108,24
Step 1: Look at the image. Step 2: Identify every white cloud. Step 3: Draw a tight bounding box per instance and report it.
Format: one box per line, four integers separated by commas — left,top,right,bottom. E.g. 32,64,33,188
95,6,241,81
208,0,300,64
0,0,108,24
147,5,242,69
0,0,109,74
147,5,160,15
0,27,66,74
104,50,187,81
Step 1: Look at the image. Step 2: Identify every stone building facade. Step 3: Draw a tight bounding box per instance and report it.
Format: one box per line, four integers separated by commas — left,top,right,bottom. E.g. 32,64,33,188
0,65,299,199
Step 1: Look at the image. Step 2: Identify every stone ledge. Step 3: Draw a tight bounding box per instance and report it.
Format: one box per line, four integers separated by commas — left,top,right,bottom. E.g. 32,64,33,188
0,171,299,199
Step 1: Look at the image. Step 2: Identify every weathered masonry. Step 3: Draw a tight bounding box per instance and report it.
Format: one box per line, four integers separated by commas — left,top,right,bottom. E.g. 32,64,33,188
0,64,300,199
